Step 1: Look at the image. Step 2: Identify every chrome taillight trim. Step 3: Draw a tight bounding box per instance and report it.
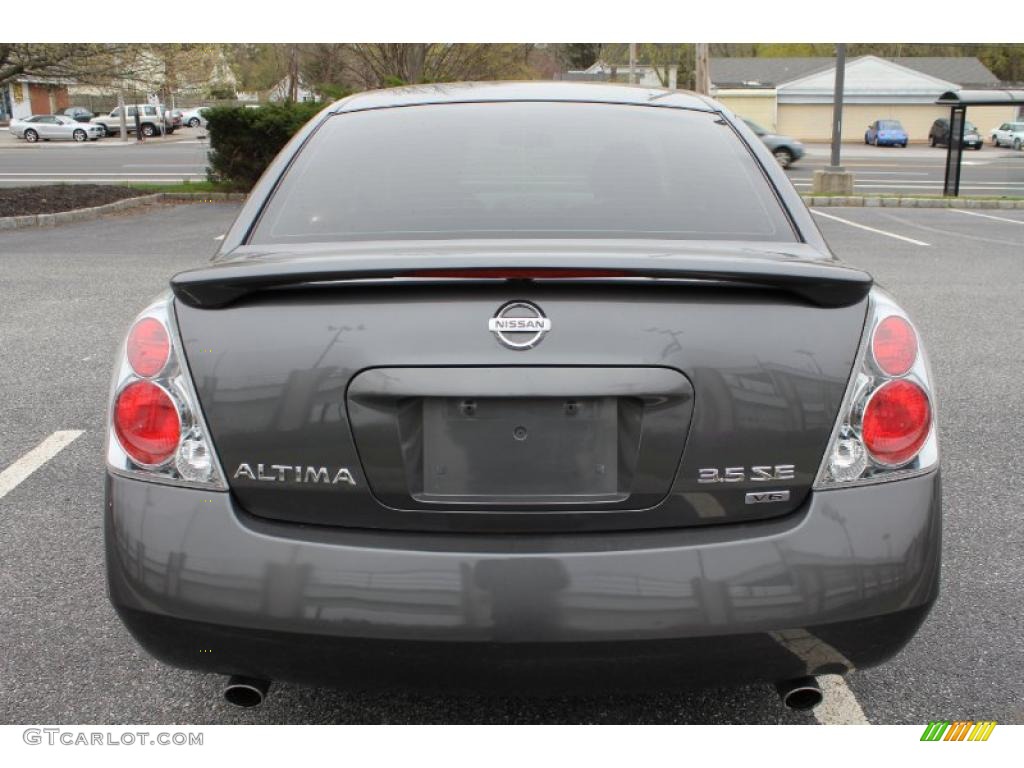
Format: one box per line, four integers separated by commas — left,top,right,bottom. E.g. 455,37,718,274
105,292,228,491
813,288,939,490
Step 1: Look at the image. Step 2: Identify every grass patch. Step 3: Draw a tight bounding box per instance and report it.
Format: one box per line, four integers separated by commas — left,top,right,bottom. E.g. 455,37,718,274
123,181,235,194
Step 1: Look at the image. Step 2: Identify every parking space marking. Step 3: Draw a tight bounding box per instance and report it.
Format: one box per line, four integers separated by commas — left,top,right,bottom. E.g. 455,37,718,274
813,675,870,725
0,431,84,500
770,629,870,725
811,210,931,246
948,209,1024,225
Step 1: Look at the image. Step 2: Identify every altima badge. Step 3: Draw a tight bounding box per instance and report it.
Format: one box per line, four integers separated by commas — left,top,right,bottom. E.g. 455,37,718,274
488,300,551,350
233,463,356,486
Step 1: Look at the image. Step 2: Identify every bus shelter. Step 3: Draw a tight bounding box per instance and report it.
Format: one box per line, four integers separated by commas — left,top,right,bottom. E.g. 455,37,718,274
936,90,1024,196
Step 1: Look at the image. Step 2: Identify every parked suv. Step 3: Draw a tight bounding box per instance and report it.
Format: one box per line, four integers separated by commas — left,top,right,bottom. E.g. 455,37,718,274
92,104,174,138
928,118,982,150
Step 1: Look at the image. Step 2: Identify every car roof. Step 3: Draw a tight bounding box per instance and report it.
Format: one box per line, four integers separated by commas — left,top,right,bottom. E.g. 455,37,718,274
330,81,717,114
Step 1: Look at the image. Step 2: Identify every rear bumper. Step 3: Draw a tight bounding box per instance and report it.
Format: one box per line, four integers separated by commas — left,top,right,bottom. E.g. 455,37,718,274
105,470,941,690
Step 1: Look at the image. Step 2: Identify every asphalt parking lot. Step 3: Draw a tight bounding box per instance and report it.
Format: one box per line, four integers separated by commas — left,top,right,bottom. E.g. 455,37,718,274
1,202,1022,724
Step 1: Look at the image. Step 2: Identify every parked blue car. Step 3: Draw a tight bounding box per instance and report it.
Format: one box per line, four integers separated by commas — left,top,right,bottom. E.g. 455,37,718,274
865,119,908,147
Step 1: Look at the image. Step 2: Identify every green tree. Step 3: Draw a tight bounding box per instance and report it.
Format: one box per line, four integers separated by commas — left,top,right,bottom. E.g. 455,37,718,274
561,44,602,70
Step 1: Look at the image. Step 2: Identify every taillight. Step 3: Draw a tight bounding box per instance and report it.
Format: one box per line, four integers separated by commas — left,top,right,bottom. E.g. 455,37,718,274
113,381,181,466
861,380,931,467
106,297,226,489
126,317,170,377
871,315,917,377
815,289,938,488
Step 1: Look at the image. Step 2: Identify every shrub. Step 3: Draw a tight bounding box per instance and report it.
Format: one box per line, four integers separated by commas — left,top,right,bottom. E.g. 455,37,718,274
205,102,325,191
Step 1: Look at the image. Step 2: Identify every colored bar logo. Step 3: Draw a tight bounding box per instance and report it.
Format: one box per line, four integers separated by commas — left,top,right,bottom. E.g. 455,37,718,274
921,721,996,741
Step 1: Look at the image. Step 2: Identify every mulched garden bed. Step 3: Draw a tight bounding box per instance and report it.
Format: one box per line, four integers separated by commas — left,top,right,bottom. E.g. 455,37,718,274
0,185,150,218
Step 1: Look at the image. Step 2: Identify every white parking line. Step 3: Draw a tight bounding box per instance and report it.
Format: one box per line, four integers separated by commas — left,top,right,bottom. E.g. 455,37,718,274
0,431,84,500
813,675,870,725
770,629,870,725
811,209,931,246
213,235,225,241
948,209,1024,225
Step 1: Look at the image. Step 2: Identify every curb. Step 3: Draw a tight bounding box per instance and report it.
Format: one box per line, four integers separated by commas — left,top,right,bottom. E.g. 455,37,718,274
0,192,247,231
801,195,1024,209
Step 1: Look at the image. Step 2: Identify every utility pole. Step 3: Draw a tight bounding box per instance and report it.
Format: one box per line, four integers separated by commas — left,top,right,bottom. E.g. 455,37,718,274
118,91,127,143
829,43,847,168
694,43,710,95
629,43,637,85
812,44,854,195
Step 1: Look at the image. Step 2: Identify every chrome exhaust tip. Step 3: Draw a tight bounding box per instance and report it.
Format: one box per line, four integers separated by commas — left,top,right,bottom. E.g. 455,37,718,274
775,676,823,711
224,676,271,708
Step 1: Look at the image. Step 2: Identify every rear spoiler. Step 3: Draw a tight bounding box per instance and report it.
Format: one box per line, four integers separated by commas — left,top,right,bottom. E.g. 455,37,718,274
171,252,873,309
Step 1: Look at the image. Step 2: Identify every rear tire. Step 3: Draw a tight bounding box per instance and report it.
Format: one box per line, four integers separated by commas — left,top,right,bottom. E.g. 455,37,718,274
929,136,936,147
24,129,38,143
141,123,156,138
773,148,794,169
1015,138,1022,151
73,129,87,142
188,118,200,128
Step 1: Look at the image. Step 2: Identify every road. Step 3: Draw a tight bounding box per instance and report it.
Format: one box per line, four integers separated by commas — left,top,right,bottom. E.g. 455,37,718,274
0,203,1022,724
788,142,1024,196
3,131,1024,194
0,129,209,186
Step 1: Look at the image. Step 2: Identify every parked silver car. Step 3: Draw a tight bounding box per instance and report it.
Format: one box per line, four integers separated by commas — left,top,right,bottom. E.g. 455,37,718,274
180,106,210,128
989,121,1024,150
9,114,104,142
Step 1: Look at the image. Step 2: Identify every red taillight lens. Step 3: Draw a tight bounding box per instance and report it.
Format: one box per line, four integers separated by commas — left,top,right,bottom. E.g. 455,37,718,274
126,317,170,377
113,380,181,466
862,379,931,467
872,315,917,376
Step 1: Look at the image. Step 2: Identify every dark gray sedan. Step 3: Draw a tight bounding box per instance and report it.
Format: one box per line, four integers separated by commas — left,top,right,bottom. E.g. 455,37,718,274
105,82,940,712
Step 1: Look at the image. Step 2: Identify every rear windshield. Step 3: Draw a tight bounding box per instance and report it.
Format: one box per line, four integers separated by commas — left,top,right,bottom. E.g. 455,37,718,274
251,102,795,244
878,121,903,130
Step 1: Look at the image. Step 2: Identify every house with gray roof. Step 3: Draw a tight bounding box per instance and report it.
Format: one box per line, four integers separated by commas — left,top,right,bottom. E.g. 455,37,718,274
710,55,1012,141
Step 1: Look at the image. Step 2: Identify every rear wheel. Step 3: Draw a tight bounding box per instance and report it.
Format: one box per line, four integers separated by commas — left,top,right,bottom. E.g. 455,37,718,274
1014,138,1022,151
73,129,87,142
141,123,156,138
773,147,794,169
188,117,200,128
24,129,38,143
929,136,936,147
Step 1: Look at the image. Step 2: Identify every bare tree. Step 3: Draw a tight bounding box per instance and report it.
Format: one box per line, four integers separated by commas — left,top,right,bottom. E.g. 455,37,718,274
0,43,137,89
343,44,533,88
